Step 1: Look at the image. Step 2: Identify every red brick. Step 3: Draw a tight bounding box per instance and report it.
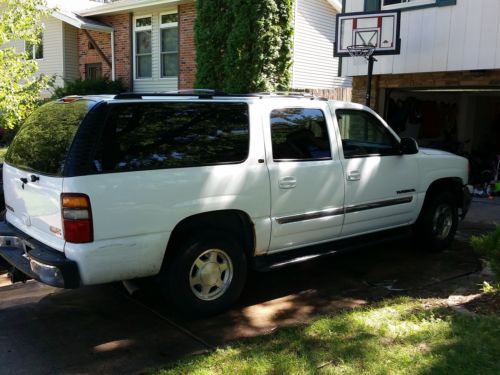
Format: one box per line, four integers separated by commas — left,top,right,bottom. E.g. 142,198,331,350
78,13,131,89
179,3,196,90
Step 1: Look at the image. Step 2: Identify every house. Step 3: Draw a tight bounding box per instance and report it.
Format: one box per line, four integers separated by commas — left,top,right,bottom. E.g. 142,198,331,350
77,0,352,98
341,0,500,154
0,0,111,92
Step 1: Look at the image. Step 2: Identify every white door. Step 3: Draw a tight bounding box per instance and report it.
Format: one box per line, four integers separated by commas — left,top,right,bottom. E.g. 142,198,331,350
263,102,345,252
334,107,419,236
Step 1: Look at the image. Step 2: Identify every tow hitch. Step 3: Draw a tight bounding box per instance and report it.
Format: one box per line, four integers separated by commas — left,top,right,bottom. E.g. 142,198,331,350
8,267,32,284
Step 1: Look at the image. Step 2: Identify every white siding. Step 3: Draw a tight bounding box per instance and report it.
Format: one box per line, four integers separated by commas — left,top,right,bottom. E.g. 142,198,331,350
345,0,364,13
133,5,178,93
344,0,500,76
37,16,65,88
0,14,66,91
292,0,351,89
63,23,80,82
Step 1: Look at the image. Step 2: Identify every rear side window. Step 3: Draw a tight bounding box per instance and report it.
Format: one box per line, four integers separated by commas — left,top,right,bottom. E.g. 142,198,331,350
5,100,93,176
271,108,331,161
94,102,249,173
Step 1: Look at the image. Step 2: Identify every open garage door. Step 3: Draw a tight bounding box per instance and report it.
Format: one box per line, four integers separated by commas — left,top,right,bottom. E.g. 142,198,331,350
384,88,500,190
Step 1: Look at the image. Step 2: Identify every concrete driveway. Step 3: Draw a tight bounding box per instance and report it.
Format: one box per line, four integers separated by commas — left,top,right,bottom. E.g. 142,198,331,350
0,201,494,374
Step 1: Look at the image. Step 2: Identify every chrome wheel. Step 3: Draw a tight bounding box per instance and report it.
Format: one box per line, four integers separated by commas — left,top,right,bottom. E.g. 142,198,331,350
189,249,233,301
432,204,453,240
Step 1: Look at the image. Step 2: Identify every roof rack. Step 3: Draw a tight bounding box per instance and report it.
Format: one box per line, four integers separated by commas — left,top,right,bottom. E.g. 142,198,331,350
114,90,327,101
114,90,225,100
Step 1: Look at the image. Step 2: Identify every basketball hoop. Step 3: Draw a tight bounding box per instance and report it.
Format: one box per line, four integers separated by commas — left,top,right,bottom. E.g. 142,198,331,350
347,45,376,65
335,10,401,107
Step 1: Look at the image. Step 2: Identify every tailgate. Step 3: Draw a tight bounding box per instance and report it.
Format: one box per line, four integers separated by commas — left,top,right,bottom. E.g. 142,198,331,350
3,164,65,251
1,98,96,251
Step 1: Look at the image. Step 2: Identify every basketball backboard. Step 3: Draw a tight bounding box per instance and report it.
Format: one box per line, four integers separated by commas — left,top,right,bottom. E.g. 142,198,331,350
334,10,401,57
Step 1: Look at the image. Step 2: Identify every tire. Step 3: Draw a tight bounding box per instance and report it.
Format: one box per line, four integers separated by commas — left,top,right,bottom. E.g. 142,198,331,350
416,191,458,252
160,231,247,317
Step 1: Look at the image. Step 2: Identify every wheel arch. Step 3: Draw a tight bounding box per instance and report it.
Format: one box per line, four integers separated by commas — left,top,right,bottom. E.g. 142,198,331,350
420,177,464,216
163,209,255,266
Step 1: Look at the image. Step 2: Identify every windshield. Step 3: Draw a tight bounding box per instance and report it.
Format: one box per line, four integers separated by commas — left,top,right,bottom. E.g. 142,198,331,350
5,99,94,176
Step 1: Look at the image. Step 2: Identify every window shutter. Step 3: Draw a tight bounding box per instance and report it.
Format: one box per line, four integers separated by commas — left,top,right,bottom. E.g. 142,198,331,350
364,0,380,11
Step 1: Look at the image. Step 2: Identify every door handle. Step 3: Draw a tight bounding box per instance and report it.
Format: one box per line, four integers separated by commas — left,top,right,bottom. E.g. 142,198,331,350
279,176,297,189
347,171,361,181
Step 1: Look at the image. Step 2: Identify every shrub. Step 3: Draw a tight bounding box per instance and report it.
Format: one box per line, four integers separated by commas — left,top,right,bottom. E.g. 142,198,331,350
195,0,294,93
53,78,126,98
471,226,500,280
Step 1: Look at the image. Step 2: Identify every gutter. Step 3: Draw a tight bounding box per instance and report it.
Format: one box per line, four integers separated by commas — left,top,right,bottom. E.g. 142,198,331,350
79,0,186,16
326,0,342,12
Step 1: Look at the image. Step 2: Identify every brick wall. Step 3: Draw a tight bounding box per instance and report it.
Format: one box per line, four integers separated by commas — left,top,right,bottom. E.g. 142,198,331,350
179,3,196,89
78,13,132,89
352,70,500,112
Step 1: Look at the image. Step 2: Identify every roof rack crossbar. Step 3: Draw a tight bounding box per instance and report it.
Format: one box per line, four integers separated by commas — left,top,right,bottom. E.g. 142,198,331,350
113,91,328,101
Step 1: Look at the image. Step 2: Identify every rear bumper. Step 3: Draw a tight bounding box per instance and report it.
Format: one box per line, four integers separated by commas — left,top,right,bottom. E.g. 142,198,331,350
461,184,473,220
0,221,80,288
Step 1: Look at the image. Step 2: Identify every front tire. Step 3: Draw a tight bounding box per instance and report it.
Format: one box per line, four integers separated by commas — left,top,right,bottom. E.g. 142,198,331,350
416,191,458,252
160,231,247,317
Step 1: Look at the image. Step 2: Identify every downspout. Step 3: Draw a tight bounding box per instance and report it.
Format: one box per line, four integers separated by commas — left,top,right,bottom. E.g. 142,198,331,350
111,30,116,81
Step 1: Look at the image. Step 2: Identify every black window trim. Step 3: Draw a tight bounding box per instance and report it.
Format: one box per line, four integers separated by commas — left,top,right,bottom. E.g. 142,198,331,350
335,108,401,159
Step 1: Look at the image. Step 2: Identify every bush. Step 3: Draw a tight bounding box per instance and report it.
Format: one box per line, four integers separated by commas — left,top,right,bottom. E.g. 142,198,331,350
471,226,500,280
53,78,126,98
195,0,294,93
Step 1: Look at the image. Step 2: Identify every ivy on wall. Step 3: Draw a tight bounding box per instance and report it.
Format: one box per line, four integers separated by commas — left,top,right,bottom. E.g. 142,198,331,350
195,0,294,93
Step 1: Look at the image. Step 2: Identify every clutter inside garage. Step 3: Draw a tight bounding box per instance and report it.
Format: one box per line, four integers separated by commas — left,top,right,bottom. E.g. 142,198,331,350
384,89,500,197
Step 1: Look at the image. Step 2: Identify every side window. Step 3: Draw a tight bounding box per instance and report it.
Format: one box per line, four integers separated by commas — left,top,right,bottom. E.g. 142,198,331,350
94,102,249,173
271,108,331,161
336,109,398,158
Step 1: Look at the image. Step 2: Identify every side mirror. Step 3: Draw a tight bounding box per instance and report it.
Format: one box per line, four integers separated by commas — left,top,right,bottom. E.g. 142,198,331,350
400,137,419,155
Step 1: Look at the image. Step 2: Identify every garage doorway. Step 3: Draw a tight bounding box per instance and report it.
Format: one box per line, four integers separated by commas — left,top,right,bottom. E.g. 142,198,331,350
383,88,500,186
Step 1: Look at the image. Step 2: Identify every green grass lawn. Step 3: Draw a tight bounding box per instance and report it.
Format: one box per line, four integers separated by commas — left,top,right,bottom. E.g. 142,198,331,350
156,298,500,375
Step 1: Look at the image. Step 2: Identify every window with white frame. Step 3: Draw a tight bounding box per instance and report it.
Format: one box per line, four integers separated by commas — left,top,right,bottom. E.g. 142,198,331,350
382,0,435,9
160,12,179,77
25,32,43,60
134,16,152,79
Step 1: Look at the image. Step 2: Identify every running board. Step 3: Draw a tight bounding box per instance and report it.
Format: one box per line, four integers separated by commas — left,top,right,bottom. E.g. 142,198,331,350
252,227,413,272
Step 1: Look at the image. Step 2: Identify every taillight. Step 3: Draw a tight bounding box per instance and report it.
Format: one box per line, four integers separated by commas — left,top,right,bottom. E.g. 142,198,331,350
61,193,93,243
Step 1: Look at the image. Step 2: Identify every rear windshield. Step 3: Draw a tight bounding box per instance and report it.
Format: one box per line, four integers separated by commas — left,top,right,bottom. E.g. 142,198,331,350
5,99,94,176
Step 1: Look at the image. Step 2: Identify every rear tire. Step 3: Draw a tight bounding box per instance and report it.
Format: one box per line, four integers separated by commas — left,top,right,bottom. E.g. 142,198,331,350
160,231,247,317
416,191,458,252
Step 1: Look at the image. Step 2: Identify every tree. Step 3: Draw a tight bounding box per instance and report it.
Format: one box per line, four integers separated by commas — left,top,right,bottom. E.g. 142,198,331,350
0,0,53,130
195,0,294,93
194,0,233,90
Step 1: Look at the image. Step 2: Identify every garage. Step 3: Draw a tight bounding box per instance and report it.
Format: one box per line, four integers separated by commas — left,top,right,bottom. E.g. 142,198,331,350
382,87,500,191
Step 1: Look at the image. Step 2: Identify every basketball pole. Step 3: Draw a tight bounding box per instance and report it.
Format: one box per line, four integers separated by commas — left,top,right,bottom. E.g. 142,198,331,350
366,55,376,107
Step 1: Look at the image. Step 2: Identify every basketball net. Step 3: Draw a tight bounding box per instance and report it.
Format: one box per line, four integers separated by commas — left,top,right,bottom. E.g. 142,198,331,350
347,45,375,66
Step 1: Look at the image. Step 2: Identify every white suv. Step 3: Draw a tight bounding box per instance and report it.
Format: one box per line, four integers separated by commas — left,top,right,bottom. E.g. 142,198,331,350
0,92,471,316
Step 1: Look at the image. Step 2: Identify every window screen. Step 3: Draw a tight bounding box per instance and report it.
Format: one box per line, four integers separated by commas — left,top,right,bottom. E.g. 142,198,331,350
336,109,398,158
271,108,331,161
94,102,249,172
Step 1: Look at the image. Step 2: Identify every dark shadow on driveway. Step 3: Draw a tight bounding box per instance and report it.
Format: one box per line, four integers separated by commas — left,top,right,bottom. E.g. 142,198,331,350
0,225,484,374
